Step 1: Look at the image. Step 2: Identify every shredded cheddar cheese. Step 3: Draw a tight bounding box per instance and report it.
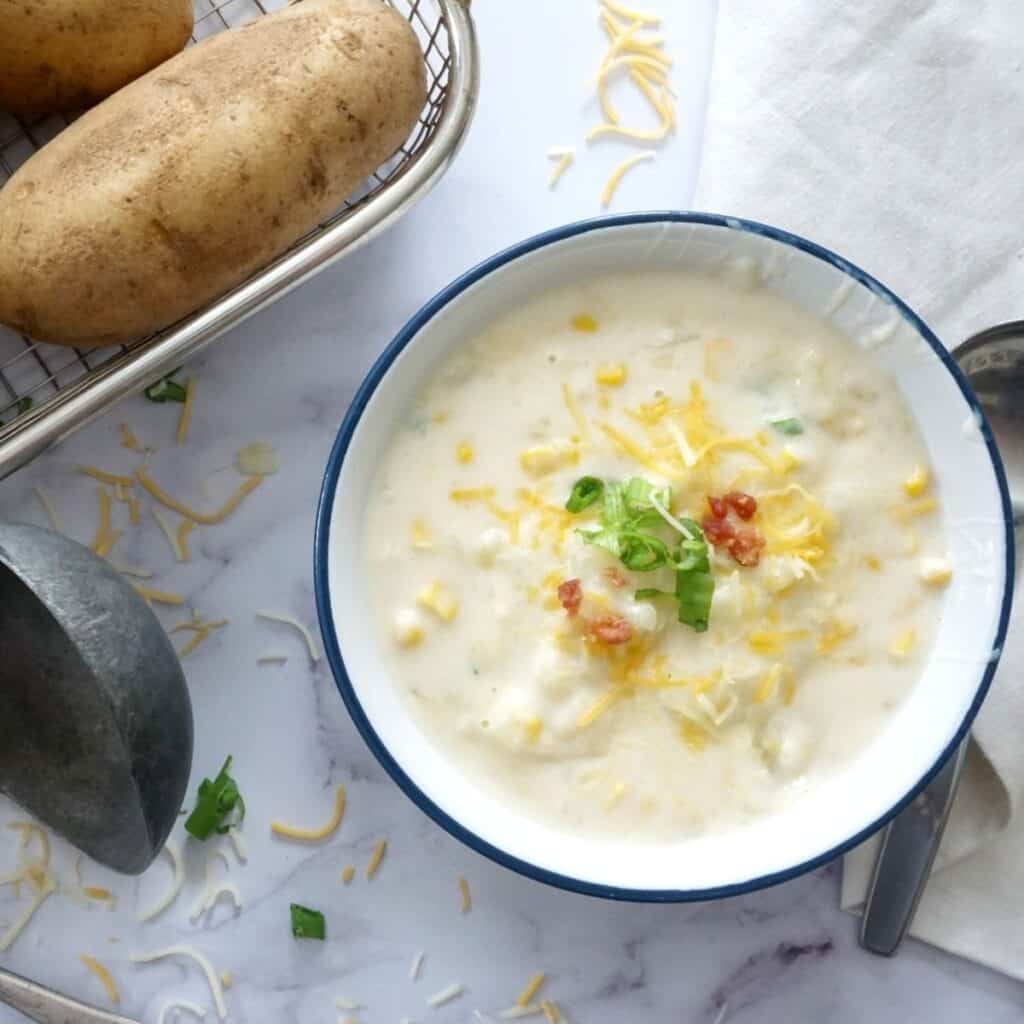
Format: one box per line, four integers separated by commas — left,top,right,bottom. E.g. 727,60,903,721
133,584,186,607
80,955,120,1005
595,362,627,387
571,314,598,333
458,875,472,913
80,466,135,488
365,839,387,879
547,147,575,188
271,784,346,841
136,466,262,525
889,629,917,658
600,151,656,207
516,973,546,1008
342,865,356,884
456,442,475,464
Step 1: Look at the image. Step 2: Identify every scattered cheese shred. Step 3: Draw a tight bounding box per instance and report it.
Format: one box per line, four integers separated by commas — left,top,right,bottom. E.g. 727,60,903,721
33,487,62,532
271,784,346,841
136,466,262,525
595,362,627,387
80,466,135,488
153,507,188,562
918,557,953,587
119,422,146,453
456,442,475,464
133,584,186,607
90,486,113,554
158,1000,207,1024
365,839,387,879
235,442,279,477
409,951,425,980
547,147,575,188
458,876,472,914
83,886,114,903
539,1000,563,1024
0,875,55,951
138,841,185,923
427,984,465,1008
176,375,195,445
227,828,248,864
80,955,120,1005
171,614,229,658
177,517,195,562
342,865,356,884
516,973,546,1008
130,946,227,1020
602,0,659,24
560,381,590,441
257,651,289,665
255,610,320,664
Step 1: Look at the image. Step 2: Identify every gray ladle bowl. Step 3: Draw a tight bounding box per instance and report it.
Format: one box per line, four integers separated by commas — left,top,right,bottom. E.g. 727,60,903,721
0,522,192,874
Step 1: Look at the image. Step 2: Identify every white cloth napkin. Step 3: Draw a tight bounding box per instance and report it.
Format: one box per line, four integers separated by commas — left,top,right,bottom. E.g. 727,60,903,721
694,0,1024,978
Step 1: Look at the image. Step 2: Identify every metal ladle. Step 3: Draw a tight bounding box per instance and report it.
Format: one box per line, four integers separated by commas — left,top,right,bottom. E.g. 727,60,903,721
0,523,192,1023
0,522,193,873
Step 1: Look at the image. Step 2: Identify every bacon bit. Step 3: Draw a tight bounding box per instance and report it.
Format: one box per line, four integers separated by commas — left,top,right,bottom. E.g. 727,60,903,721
707,495,728,519
724,490,757,520
557,578,583,616
585,615,633,645
701,515,735,547
728,528,765,566
603,566,628,588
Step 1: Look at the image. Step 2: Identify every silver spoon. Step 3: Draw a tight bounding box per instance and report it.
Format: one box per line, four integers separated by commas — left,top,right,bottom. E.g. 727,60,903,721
0,522,193,872
860,321,1023,954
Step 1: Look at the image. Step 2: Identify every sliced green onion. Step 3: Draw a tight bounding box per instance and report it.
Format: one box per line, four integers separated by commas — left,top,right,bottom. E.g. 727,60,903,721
566,476,604,513
144,369,186,403
675,566,714,632
618,532,670,571
184,756,243,840
290,903,326,940
770,417,803,436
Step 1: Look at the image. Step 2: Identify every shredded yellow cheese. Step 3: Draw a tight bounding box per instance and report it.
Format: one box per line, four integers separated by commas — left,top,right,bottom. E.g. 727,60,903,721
455,442,475,464
516,972,546,1008
547,147,575,187
271,784,346,841
153,507,187,562
410,518,433,549
602,0,659,24
595,362,627,387
540,999,564,1024
366,839,387,879
136,466,262,525
890,497,938,521
176,375,195,445
80,955,120,1005
341,865,356,884
177,518,195,561
171,613,229,658
458,875,472,914
80,466,135,488
90,486,113,554
119,423,146,453
83,886,114,903
600,151,656,206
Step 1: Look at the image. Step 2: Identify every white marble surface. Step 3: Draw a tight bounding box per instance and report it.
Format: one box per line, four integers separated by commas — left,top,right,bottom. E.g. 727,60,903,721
2,2,1023,1022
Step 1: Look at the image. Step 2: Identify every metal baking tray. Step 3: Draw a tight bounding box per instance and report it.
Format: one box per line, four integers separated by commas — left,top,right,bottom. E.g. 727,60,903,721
0,0,477,479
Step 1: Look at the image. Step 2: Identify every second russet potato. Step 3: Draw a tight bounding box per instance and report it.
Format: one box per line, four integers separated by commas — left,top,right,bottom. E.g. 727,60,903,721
0,0,194,117
0,0,426,347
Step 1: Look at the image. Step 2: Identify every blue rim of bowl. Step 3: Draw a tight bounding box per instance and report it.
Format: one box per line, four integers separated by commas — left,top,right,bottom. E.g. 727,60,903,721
314,210,1015,903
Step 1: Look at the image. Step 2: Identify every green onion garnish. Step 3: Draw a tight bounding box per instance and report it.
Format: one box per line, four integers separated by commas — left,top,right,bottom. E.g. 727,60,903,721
770,417,803,436
184,756,244,840
290,903,326,940
144,369,186,403
566,476,604,513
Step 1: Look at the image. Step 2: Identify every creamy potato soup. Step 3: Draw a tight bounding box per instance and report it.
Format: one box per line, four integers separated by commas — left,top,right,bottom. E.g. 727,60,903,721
366,271,951,839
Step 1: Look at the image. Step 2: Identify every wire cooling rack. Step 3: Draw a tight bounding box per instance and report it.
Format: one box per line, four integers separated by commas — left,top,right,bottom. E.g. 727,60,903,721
0,0,477,478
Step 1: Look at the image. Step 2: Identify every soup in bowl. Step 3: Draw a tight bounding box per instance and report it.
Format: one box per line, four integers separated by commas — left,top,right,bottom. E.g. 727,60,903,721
315,214,1012,899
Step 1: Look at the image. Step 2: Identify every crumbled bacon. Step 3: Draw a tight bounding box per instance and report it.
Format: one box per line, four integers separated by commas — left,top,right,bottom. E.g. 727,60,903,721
701,515,736,547
584,615,633,645
603,566,628,588
724,490,757,520
728,528,766,567
707,495,729,519
557,578,583,616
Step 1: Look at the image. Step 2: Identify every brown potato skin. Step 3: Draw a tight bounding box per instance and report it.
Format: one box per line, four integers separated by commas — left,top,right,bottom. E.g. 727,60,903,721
0,0,426,347
0,0,194,117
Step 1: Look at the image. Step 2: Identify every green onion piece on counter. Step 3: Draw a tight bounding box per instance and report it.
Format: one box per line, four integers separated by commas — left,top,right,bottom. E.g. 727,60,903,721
290,903,326,940
566,476,604,513
144,369,186,403
184,756,243,840
770,417,803,436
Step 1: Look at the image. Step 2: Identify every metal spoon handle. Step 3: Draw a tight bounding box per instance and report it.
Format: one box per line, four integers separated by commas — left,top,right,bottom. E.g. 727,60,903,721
0,967,139,1024
860,739,968,956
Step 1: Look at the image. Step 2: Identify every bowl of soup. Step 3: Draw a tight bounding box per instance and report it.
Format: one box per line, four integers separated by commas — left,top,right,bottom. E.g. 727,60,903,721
314,213,1013,900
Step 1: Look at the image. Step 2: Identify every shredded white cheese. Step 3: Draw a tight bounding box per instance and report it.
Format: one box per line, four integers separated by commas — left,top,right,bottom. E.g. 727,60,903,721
153,507,188,562
235,442,280,477
33,487,62,532
138,841,184,923
227,829,249,864
158,999,207,1024
427,983,465,1008
130,946,228,1020
255,610,320,664
409,951,425,981
257,651,289,665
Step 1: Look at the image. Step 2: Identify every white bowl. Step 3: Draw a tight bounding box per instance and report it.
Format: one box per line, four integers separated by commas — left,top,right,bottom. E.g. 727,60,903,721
315,213,1014,900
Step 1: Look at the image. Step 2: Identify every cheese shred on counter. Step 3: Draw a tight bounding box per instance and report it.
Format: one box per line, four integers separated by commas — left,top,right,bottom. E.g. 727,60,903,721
80,955,120,1005
271,785,346,841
